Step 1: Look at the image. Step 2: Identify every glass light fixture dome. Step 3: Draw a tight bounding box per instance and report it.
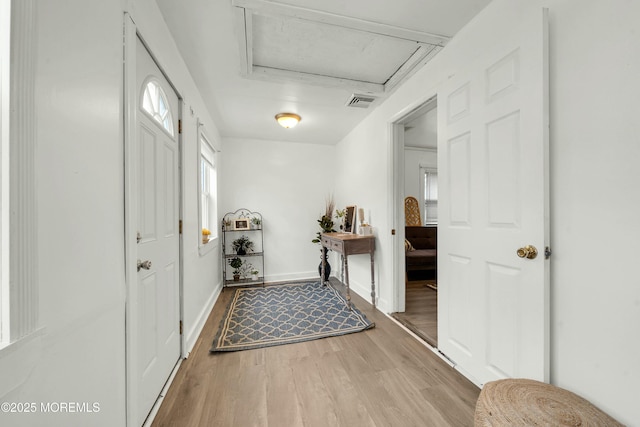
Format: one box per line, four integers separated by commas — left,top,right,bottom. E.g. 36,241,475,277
275,113,301,129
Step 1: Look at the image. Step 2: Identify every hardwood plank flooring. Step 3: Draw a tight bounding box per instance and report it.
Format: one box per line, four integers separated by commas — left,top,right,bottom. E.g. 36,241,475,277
151,279,478,427
392,280,438,347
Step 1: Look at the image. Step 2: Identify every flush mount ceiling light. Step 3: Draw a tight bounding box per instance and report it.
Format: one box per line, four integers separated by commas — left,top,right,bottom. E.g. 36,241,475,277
275,113,301,129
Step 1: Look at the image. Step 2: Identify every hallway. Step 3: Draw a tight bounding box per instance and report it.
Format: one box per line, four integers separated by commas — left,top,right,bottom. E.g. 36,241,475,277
151,280,479,426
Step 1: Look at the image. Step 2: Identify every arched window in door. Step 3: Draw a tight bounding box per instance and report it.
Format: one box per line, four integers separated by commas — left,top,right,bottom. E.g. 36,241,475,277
141,79,174,136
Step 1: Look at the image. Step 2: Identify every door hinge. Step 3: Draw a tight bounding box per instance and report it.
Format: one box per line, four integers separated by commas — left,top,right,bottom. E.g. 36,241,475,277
179,220,182,234
178,119,182,134
391,229,396,235
179,320,183,335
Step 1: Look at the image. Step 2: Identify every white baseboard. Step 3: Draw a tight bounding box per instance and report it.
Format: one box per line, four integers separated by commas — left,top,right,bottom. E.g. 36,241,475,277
264,271,320,283
184,280,222,357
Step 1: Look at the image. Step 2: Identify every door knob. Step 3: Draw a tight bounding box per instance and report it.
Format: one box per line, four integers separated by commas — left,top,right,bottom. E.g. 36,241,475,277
516,245,538,260
137,259,152,271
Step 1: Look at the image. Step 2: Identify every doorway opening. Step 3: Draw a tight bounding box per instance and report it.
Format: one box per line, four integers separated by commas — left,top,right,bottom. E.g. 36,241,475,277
390,95,438,347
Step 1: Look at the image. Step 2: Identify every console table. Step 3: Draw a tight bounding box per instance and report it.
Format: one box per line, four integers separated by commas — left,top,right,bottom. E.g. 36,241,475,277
320,232,376,309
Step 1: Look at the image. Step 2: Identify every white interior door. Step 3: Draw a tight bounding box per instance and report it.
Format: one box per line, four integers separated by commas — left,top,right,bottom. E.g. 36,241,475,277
134,37,181,424
437,8,549,386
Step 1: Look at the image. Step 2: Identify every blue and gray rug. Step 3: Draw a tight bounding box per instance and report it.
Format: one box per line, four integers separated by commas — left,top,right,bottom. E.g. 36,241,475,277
211,281,374,352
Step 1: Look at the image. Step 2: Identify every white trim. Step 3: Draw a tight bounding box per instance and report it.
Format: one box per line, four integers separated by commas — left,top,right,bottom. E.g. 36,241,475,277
387,122,404,313
232,0,450,44
404,146,437,153
233,0,449,94
384,45,443,93
250,66,383,94
5,0,38,341
123,14,139,427
198,236,218,257
388,94,438,313
0,0,11,344
184,282,221,354
420,167,438,225
198,121,218,251
233,6,250,76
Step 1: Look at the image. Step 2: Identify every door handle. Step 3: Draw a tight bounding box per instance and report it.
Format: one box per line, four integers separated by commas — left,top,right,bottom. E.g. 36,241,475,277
137,259,152,271
516,245,538,260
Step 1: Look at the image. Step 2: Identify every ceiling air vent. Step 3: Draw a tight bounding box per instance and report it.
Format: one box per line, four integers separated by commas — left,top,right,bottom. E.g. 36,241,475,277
346,94,377,109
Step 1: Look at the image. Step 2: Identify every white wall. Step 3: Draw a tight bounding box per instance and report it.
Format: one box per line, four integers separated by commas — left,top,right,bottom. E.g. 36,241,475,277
220,137,336,282
0,0,222,425
404,106,437,148
544,0,640,424
335,0,640,424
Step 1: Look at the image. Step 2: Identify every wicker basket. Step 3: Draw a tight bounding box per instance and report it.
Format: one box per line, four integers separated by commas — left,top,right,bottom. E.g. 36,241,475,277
475,378,623,426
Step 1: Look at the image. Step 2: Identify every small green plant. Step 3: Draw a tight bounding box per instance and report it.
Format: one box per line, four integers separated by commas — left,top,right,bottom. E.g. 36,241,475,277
228,257,243,275
251,217,262,227
312,196,336,244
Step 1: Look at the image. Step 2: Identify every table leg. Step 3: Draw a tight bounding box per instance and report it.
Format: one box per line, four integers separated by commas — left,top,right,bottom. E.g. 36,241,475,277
370,252,376,308
344,254,352,309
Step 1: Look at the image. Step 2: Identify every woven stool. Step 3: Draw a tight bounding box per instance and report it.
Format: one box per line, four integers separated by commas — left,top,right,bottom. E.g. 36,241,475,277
474,378,623,426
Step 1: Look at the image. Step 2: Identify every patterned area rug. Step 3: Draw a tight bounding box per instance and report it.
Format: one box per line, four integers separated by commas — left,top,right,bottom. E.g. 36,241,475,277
211,281,374,352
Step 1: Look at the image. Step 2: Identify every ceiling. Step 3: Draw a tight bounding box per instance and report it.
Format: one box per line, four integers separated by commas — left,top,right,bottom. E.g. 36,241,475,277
155,0,492,145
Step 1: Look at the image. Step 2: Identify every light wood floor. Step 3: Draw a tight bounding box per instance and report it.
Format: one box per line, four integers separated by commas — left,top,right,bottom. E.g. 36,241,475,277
151,279,479,427
391,280,438,347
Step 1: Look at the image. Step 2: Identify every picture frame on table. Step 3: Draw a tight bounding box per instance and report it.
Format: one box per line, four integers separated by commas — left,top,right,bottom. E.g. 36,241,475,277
344,205,357,234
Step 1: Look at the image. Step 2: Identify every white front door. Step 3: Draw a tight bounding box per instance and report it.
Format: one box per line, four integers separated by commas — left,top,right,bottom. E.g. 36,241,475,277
437,7,550,386
134,37,181,424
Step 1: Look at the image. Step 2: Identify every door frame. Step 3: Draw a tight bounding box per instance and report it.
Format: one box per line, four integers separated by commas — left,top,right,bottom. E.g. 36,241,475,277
389,94,438,314
123,14,185,426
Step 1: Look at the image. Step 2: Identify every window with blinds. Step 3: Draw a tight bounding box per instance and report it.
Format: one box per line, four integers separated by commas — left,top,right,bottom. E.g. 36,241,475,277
421,168,438,225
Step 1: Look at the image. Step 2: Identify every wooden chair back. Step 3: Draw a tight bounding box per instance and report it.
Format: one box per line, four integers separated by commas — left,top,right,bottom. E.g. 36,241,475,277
404,196,422,226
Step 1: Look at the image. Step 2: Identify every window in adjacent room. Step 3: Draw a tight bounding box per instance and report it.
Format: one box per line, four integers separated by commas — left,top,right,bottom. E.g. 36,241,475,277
421,167,438,225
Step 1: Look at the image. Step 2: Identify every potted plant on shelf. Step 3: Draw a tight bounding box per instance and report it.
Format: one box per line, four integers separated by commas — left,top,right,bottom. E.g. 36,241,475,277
250,269,259,281
251,217,262,229
312,196,336,282
232,235,254,255
228,257,243,281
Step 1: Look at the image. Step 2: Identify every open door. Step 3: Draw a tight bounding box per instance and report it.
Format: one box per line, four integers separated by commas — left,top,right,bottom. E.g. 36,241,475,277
437,7,550,385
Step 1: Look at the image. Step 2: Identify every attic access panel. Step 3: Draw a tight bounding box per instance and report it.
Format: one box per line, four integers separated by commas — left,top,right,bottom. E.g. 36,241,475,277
233,1,449,94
